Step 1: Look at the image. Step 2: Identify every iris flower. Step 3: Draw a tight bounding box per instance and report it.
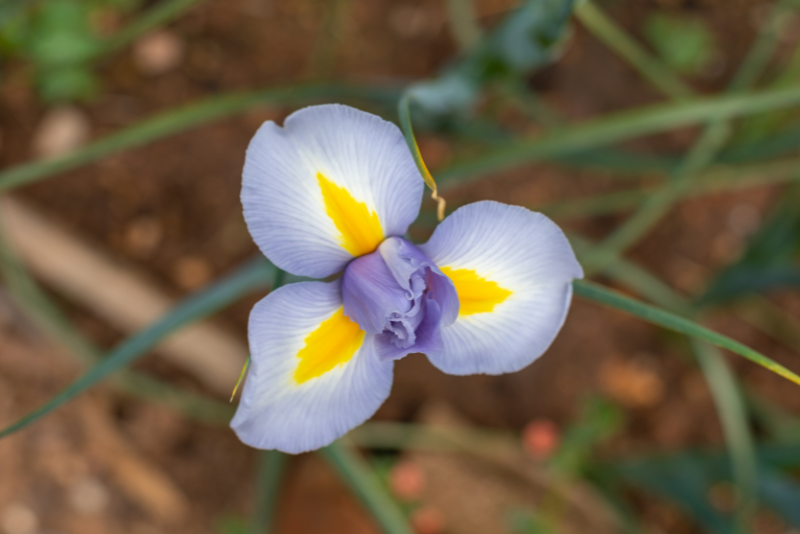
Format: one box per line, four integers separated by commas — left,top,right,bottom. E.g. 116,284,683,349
231,104,583,453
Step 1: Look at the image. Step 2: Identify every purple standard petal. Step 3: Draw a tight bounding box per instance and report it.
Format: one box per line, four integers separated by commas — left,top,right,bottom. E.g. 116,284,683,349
375,296,443,360
342,237,458,361
378,237,459,326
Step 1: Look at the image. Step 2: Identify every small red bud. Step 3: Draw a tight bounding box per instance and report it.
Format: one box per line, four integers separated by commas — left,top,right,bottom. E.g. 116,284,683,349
389,460,425,501
411,506,445,534
522,419,560,459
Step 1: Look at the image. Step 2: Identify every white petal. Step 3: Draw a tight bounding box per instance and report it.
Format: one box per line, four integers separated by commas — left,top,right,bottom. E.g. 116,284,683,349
231,281,394,453
242,104,424,279
419,201,583,375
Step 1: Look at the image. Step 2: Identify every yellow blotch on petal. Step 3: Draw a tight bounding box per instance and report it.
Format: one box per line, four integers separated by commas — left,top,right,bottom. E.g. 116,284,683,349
317,172,384,257
294,307,365,384
440,267,512,316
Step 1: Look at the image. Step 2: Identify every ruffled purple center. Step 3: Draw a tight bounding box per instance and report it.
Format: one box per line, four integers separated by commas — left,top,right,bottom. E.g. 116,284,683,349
342,237,459,360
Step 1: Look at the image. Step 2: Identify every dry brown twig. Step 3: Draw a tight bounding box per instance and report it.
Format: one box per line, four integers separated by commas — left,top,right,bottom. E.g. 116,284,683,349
0,196,248,396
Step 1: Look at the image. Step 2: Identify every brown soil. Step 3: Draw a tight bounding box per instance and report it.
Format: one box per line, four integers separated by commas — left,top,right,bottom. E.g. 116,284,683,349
1,0,797,533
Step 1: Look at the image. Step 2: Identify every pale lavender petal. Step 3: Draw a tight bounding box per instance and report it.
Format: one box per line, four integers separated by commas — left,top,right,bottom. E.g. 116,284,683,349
242,104,424,278
420,201,583,375
231,280,393,453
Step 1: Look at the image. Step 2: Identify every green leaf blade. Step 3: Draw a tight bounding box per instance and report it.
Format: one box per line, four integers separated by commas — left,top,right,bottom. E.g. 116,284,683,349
573,280,800,387
0,256,275,440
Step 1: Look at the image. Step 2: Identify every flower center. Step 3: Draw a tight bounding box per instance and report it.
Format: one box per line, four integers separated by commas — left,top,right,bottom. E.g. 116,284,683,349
341,237,459,360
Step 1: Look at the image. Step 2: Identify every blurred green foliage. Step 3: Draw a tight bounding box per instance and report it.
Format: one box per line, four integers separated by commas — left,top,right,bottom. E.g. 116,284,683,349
0,1,799,534
510,397,625,534
410,0,574,121
0,0,139,102
644,13,717,76
550,396,624,476
509,511,560,534
607,445,800,534
215,515,249,534
702,184,800,304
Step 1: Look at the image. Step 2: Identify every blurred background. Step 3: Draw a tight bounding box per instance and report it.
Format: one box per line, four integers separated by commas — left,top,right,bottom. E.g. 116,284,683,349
1,0,800,533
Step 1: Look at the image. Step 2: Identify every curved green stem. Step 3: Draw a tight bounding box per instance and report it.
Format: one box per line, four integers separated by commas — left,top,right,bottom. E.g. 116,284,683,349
0,200,234,424
574,0,693,100
582,0,791,275
437,84,800,188
573,280,800,388
0,256,276,440
581,119,731,274
691,341,758,534
0,84,399,194
102,0,208,55
319,442,412,534
541,156,800,220
397,93,446,220
446,0,482,51
249,450,287,534
247,268,290,534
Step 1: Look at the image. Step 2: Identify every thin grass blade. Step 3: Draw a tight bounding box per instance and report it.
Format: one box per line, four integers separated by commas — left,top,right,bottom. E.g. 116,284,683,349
0,201,236,424
438,84,800,187
0,84,399,194
0,256,275,440
691,341,757,534
249,450,286,534
572,280,800,386
319,441,412,534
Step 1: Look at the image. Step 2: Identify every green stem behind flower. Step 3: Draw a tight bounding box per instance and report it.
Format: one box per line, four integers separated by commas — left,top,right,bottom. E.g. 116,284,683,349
574,0,693,100
437,84,800,188
101,0,209,56
0,84,399,194
0,256,275,440
319,442,412,534
397,93,446,220
0,200,235,424
572,280,800,388
249,450,287,534
247,269,289,534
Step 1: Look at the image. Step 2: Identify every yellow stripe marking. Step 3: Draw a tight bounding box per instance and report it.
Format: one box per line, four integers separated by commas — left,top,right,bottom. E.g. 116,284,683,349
440,267,512,316
317,172,384,257
294,307,365,384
